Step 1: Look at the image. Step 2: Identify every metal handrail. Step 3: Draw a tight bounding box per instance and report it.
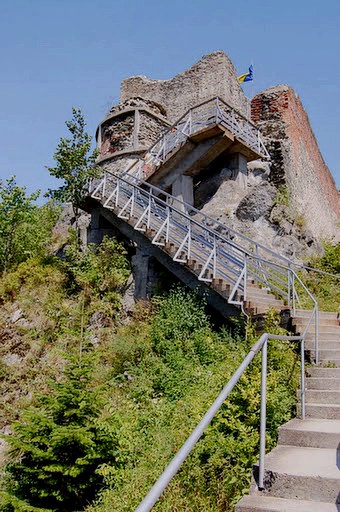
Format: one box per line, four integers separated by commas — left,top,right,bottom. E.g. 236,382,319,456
105,169,294,268
90,170,319,360
110,170,339,280
135,332,306,512
126,96,270,182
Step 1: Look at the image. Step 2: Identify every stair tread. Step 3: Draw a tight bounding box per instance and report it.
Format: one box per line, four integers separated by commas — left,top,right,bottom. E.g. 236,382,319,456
262,445,340,479
306,402,340,408
280,418,340,435
237,495,338,512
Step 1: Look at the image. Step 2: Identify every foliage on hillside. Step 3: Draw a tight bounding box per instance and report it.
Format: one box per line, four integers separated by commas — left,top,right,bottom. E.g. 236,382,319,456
0,225,301,511
0,177,60,273
298,243,340,312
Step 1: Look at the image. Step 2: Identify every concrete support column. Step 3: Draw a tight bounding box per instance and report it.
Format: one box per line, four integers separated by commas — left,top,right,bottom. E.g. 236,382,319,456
228,153,248,190
132,248,150,299
171,175,194,211
87,209,114,245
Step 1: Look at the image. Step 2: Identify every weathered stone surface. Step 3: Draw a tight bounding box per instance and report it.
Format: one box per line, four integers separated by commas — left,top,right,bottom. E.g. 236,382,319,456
251,85,340,241
11,308,23,324
120,51,249,122
236,183,276,221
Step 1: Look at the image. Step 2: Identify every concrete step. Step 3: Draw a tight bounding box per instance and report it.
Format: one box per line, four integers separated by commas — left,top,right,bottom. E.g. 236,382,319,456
256,445,340,502
306,341,340,350
316,349,340,360
305,389,340,404
319,359,340,367
306,377,340,390
278,418,340,449
305,403,340,419
294,324,340,334
307,367,340,378
295,319,340,328
294,310,339,321
305,331,340,341
236,495,339,511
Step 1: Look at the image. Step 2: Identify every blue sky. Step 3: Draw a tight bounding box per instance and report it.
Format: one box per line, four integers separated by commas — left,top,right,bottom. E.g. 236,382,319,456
0,0,339,197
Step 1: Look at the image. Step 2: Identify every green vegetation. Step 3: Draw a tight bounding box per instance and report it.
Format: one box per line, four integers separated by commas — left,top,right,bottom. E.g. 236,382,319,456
274,185,289,207
46,107,100,243
297,243,340,312
0,230,300,511
0,177,59,273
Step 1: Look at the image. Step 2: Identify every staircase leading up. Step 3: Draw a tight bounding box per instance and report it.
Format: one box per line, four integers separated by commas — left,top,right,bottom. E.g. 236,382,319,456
237,330,340,512
126,96,270,184
87,95,340,511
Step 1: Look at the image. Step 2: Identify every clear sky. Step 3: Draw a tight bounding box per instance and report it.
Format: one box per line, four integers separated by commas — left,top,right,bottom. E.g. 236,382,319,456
0,0,339,197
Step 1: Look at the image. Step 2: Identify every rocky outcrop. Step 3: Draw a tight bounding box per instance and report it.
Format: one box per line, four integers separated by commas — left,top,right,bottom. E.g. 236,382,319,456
198,160,322,261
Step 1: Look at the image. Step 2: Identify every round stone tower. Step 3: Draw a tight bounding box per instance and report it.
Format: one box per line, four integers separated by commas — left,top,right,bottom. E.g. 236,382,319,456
96,97,170,175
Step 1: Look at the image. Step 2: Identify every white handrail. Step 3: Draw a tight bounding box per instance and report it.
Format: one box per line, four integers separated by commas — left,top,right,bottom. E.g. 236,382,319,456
135,332,305,512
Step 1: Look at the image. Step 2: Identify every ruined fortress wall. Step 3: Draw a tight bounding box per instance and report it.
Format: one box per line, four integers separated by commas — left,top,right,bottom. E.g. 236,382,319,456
120,51,249,123
252,86,339,240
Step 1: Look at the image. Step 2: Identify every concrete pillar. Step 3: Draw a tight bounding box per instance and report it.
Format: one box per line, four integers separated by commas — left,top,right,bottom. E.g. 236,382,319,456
132,248,150,299
87,209,114,244
171,175,194,210
228,153,248,190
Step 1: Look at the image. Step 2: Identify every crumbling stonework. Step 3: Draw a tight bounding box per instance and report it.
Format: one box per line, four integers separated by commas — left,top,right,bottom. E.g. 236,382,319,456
251,86,339,240
97,97,169,163
101,113,135,157
92,51,339,266
120,51,249,122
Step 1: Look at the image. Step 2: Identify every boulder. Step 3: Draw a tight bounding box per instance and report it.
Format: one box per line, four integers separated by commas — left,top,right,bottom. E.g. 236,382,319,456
236,184,276,221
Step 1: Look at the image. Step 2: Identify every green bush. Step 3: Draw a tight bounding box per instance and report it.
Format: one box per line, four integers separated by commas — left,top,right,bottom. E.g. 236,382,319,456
1,353,123,512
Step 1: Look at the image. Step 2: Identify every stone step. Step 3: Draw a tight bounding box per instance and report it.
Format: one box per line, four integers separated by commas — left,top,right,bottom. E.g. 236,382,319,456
319,359,340,367
294,310,339,320
256,445,340,502
306,341,340,350
305,334,340,343
236,495,338,512
306,377,340,390
315,349,340,360
307,367,340,378
305,403,340,419
294,318,340,327
296,325,340,335
305,389,340,404
278,418,340,449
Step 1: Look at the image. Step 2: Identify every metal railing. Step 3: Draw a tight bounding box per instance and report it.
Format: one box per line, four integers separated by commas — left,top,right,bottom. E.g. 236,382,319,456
125,96,270,181
90,170,319,362
135,331,308,512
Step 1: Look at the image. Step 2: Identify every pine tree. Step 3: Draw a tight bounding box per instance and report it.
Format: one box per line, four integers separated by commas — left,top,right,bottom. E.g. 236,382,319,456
2,352,119,511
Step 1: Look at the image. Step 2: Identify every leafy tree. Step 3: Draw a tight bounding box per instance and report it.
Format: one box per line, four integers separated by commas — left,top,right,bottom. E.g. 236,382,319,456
46,107,100,243
0,177,58,273
1,353,121,512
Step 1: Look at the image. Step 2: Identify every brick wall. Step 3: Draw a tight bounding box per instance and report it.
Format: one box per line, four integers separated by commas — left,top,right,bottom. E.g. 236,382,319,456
251,86,339,239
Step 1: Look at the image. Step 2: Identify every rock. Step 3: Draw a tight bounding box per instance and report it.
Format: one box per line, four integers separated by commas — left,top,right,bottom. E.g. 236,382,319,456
121,274,135,313
247,160,271,186
236,184,276,221
11,308,23,324
2,353,22,367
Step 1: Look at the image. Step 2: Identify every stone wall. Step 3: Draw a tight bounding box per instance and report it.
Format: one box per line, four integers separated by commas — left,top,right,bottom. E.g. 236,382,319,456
100,113,135,159
139,112,167,148
251,85,340,240
120,51,249,123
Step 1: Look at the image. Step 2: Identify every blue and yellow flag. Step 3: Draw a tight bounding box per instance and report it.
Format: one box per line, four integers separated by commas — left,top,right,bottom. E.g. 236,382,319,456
238,65,253,83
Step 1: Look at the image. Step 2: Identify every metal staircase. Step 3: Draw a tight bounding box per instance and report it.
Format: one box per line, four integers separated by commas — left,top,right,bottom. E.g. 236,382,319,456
125,96,270,182
86,96,340,511
90,170,318,357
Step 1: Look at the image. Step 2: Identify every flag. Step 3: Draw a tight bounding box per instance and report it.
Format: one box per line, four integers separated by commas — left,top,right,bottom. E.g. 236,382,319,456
238,65,253,83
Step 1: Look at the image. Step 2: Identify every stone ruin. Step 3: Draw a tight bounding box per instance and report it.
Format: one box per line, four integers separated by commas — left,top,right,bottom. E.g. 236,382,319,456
91,51,339,264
